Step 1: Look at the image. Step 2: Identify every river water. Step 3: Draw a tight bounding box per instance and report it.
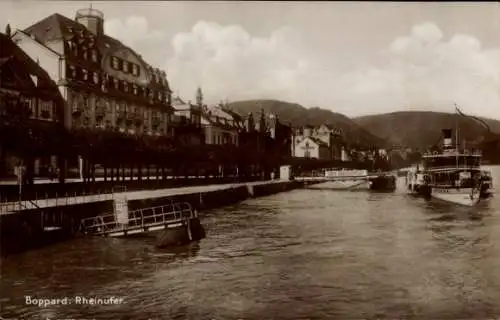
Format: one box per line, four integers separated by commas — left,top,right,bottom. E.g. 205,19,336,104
1,167,500,319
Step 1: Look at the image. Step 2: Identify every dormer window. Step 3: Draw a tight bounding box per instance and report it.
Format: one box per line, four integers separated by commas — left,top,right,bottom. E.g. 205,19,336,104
112,56,119,69
91,50,98,62
68,27,73,33
132,64,138,76
123,61,129,73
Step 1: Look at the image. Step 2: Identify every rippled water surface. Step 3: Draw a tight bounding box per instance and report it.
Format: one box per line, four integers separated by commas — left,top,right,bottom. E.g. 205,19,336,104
1,167,500,319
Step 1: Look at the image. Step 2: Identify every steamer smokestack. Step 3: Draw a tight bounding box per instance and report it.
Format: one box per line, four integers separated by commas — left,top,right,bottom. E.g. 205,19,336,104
442,129,453,149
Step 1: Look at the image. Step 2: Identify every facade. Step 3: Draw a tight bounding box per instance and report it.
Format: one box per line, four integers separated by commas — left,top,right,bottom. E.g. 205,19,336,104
294,136,330,159
237,109,292,177
11,8,174,177
201,102,242,146
170,95,203,146
0,32,65,180
12,9,173,135
292,124,344,161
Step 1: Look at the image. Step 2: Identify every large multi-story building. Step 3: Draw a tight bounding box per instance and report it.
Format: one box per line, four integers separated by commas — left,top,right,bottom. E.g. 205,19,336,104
10,8,175,179
12,8,173,136
0,31,65,181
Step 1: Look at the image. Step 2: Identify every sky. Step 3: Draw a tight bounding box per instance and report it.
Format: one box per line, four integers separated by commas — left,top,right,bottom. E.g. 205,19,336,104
1,1,499,119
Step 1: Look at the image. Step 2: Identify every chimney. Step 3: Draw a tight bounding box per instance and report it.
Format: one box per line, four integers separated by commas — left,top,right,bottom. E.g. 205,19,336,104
442,129,453,148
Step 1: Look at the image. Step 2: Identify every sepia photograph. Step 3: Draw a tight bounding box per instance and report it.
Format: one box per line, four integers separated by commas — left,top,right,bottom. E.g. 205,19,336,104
0,1,499,319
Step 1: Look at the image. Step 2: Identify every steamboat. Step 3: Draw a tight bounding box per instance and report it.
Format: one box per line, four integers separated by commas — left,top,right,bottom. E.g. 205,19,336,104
406,127,494,206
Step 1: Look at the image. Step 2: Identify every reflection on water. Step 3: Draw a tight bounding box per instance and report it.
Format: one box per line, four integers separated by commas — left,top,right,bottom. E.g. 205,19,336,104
1,167,500,319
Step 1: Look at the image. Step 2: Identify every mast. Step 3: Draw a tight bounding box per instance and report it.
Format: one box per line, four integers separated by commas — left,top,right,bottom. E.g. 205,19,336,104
454,103,459,168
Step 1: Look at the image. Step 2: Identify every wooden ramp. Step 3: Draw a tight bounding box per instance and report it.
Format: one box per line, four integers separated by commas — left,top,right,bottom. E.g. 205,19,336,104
80,202,195,237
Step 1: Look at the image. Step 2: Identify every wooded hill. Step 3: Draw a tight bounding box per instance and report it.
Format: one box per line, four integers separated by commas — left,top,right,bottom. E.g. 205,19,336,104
353,111,500,163
227,99,385,148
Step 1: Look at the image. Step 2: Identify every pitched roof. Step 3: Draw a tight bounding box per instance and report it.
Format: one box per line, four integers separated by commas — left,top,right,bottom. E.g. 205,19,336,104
0,32,61,97
171,96,191,111
22,11,171,92
301,136,329,147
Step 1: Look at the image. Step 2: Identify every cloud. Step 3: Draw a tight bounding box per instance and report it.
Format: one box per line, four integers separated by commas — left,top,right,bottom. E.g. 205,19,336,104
165,21,311,103
163,20,499,119
104,16,166,65
350,22,500,117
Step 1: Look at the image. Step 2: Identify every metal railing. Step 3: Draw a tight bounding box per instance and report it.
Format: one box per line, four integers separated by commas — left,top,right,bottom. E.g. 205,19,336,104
0,186,127,214
80,201,194,236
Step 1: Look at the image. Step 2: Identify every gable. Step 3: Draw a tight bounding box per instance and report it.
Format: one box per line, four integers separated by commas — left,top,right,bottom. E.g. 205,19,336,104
296,136,320,149
318,124,331,133
0,33,58,93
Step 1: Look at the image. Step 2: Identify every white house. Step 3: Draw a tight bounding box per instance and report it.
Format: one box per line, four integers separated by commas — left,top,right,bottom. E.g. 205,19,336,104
294,136,330,160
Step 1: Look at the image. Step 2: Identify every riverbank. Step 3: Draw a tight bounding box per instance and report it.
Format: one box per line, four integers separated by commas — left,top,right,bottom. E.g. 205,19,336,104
0,179,306,256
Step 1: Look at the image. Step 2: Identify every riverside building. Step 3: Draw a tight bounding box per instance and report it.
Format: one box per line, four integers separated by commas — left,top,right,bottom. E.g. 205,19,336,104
11,8,173,179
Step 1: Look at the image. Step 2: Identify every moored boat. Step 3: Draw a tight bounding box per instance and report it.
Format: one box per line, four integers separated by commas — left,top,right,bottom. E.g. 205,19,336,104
420,131,493,207
405,164,431,196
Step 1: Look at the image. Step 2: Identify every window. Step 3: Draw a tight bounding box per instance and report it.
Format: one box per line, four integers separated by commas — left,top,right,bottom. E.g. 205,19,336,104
113,78,119,89
91,50,98,62
96,117,104,129
123,61,129,73
112,56,119,69
69,65,76,78
93,72,99,84
132,64,138,76
83,49,88,60
133,85,138,95
82,95,89,109
71,94,79,113
39,100,53,120
123,81,129,92
82,69,88,81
